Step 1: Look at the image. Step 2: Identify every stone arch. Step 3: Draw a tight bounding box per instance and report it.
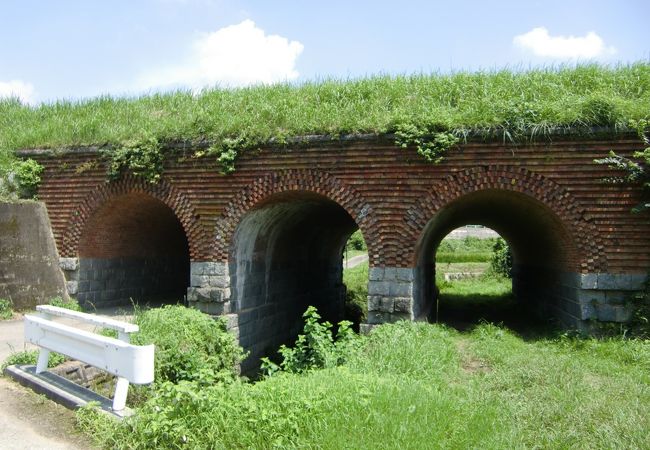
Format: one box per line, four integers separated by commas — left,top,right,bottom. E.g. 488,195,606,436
214,169,378,264
404,165,607,272
62,175,207,261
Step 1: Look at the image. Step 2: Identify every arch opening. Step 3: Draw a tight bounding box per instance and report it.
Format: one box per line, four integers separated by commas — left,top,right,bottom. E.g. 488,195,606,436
414,189,575,331
230,191,361,365
76,192,190,308
434,226,516,330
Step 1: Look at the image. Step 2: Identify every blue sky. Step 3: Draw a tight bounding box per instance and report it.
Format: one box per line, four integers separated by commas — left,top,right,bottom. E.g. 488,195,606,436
0,0,647,104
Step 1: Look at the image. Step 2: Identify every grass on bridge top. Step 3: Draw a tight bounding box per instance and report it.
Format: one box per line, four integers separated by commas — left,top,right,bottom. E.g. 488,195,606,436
1,63,649,160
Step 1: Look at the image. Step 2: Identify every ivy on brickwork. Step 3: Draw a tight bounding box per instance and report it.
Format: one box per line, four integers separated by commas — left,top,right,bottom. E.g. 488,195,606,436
595,119,650,213
394,123,459,163
105,135,164,184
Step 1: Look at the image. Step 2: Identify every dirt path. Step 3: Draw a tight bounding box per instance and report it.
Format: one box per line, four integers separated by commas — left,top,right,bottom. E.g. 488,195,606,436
0,308,135,450
0,377,93,449
344,253,368,269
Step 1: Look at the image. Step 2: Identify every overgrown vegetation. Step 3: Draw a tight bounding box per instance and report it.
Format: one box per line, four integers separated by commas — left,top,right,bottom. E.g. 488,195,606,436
1,63,649,181
0,298,13,320
1,350,66,371
261,306,359,375
131,305,244,386
0,158,44,200
48,296,82,311
595,119,649,213
77,316,650,449
489,237,513,278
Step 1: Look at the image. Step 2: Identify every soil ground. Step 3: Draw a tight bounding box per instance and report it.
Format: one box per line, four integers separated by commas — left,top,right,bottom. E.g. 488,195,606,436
0,376,93,449
0,307,134,449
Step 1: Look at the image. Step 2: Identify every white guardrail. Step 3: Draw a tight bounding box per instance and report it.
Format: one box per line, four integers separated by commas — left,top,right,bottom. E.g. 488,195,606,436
24,305,154,411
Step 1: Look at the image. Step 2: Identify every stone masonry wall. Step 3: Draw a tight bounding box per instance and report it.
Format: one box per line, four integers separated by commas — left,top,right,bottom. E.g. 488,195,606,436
0,202,68,309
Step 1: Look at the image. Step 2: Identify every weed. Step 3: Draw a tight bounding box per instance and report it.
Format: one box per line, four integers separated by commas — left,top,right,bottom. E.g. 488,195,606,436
1,350,66,371
0,298,13,320
489,237,512,278
48,296,82,311
14,158,43,198
131,305,245,386
261,306,359,375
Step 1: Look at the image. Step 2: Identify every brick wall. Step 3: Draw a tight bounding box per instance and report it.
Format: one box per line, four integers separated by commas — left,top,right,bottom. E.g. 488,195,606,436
19,134,650,354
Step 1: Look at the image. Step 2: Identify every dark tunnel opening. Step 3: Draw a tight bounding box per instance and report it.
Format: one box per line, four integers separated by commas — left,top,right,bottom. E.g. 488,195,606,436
414,189,574,333
229,191,359,367
76,192,190,308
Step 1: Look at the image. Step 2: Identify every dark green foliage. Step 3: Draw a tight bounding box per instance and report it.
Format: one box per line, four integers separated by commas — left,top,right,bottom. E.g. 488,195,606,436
490,238,512,278
261,306,359,375
343,262,368,327
345,230,367,252
627,278,650,338
1,349,66,371
595,119,649,213
131,305,245,385
0,298,12,320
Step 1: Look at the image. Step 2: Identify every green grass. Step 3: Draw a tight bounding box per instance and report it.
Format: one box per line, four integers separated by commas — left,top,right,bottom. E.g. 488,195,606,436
436,236,498,263
1,349,66,371
77,321,650,449
436,261,490,274
2,63,649,172
343,261,369,326
0,298,13,320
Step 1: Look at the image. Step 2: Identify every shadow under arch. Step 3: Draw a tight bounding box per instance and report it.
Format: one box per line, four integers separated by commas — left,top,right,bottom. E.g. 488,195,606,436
63,175,207,260
216,170,376,368
407,166,606,327
64,177,206,308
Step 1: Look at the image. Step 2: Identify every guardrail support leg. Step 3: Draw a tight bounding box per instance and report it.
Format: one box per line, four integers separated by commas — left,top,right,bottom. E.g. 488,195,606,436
35,349,50,373
112,376,130,411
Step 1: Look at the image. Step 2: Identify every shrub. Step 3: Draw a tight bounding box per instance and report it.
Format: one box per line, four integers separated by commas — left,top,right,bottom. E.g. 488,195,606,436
0,298,13,320
14,158,43,198
261,306,359,375
490,238,512,278
131,305,245,385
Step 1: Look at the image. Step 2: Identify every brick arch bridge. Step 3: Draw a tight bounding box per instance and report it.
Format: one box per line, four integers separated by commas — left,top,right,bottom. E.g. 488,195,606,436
21,134,649,365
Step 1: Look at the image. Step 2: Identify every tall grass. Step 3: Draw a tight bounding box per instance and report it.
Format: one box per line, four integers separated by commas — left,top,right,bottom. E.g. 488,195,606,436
1,63,649,169
77,321,650,449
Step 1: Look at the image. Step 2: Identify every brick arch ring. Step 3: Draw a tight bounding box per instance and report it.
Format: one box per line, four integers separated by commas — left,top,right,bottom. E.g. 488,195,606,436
61,175,208,260
214,169,380,265
402,165,607,272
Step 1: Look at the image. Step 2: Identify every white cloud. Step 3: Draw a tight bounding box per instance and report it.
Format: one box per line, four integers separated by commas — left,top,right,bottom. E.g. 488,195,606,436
513,27,616,59
137,20,304,90
0,80,36,104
